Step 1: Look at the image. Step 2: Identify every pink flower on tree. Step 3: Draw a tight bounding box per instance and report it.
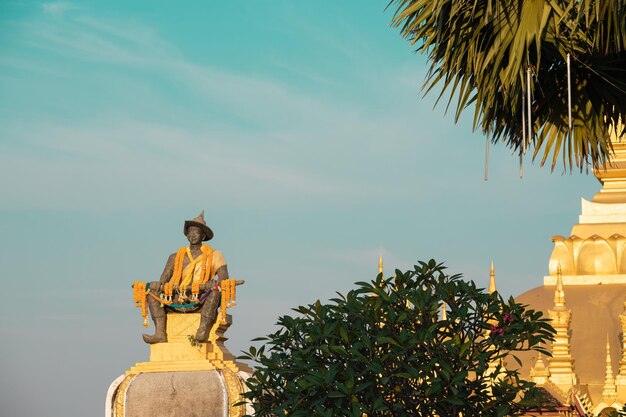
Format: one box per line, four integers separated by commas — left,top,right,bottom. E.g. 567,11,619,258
490,324,504,337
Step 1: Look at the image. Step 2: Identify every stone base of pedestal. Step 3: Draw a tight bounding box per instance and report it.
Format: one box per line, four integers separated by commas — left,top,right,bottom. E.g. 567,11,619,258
112,369,249,417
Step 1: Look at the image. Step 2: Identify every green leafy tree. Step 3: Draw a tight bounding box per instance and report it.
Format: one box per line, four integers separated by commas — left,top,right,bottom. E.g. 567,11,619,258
240,260,555,417
389,0,626,171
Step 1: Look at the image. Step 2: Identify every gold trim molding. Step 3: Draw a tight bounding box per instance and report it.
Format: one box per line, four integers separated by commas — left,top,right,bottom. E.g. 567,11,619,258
548,234,626,277
113,373,137,417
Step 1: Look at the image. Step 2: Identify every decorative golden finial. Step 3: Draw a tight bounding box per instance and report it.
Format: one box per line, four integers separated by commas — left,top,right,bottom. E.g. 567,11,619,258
378,255,384,277
547,262,577,388
535,353,545,368
529,352,549,384
488,261,496,294
441,301,448,320
554,263,566,307
603,334,617,401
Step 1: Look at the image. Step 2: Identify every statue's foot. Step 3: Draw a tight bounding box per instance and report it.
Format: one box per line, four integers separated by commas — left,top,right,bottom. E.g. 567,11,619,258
194,331,208,344
142,333,167,344
196,316,214,343
194,322,211,343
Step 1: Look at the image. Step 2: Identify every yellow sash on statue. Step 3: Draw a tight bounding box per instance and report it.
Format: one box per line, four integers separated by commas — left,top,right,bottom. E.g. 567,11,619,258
170,244,214,292
181,248,205,288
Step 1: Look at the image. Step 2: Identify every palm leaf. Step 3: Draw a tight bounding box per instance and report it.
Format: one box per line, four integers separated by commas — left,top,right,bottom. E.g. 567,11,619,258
390,0,626,171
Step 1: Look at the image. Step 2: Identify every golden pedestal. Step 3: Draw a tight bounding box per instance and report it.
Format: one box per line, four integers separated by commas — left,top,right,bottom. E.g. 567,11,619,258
128,313,251,374
109,313,253,417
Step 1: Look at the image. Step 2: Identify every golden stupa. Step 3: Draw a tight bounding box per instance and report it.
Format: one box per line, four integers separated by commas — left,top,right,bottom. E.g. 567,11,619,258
516,126,626,416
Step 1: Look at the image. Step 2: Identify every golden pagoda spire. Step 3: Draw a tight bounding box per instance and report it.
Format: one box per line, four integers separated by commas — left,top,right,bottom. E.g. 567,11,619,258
378,255,384,277
548,263,577,390
485,262,504,381
488,261,496,294
603,334,617,402
530,353,550,385
441,301,448,321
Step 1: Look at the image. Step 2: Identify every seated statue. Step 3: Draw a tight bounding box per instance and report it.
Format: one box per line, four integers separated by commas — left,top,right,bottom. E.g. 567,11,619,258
142,211,230,344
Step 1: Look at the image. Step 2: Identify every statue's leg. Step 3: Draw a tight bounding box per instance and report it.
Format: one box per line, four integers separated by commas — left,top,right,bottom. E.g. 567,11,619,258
142,294,167,344
195,290,220,342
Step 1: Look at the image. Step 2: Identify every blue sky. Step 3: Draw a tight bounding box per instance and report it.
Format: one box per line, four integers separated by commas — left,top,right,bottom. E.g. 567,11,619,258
0,1,599,416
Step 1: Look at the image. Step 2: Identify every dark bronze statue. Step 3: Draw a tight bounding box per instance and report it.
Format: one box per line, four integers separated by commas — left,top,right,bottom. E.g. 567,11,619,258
142,211,229,344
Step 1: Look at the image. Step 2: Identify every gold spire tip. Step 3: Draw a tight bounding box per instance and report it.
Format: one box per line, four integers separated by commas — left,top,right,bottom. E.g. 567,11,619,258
554,269,565,307
488,261,496,294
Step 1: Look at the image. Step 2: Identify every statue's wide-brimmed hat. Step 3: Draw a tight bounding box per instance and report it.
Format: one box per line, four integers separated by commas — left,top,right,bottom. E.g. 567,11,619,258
184,211,213,241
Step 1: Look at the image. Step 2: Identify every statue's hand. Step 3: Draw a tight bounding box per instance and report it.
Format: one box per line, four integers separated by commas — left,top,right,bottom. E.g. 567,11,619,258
149,281,161,292
201,282,214,292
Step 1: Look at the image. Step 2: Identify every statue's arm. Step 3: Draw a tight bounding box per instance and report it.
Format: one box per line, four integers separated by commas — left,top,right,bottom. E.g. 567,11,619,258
159,253,176,284
202,250,228,291
214,250,229,283
215,265,229,282
148,253,175,292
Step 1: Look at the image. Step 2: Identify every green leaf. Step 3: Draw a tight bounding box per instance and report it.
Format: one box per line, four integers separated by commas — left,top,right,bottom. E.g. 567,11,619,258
390,0,626,172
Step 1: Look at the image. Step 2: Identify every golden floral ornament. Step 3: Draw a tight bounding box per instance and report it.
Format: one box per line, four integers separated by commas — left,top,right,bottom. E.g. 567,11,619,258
132,282,149,327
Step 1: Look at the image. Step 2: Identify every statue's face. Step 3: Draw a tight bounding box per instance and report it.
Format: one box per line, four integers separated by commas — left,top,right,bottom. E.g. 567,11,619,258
186,225,205,245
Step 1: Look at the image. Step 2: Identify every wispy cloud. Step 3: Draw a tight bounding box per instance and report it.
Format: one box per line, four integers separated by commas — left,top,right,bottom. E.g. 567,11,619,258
41,1,75,16
10,8,435,135
1,8,454,211
17,15,352,130
0,121,364,210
